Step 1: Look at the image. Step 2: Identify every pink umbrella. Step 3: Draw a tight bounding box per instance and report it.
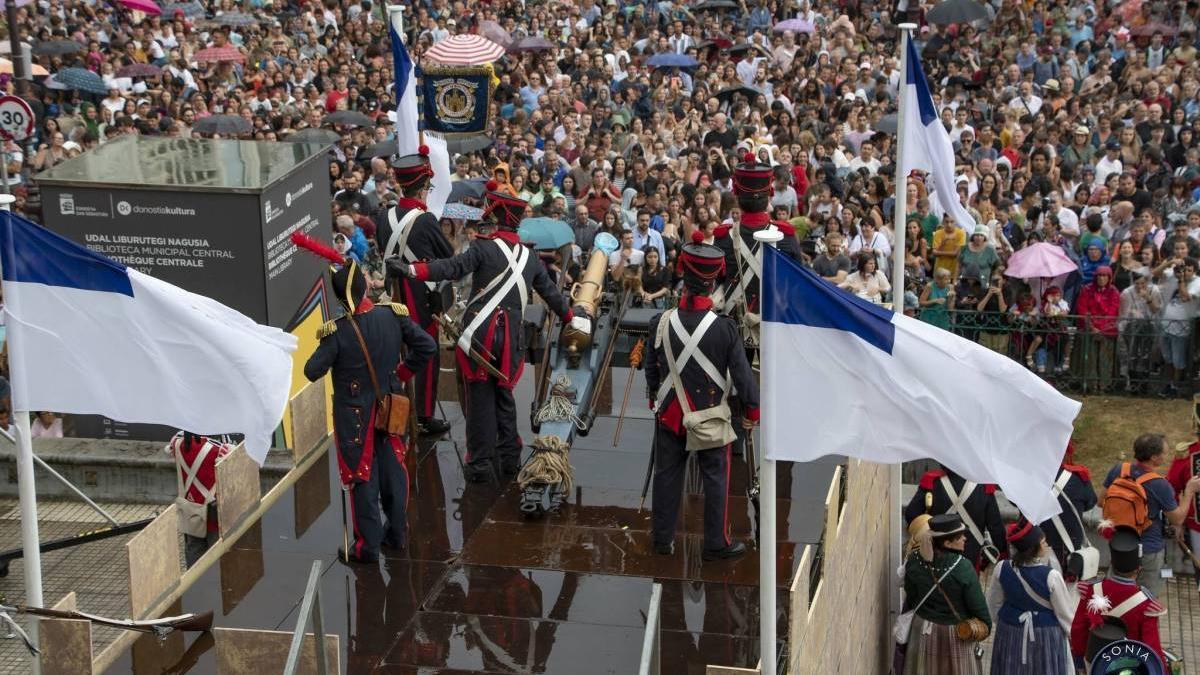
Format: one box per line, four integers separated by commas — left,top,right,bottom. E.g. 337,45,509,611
479,20,511,48
193,46,245,63
117,0,162,14
424,35,506,65
1004,242,1079,279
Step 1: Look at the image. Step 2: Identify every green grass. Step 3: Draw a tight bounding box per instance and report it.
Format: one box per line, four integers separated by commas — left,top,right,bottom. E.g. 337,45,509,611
1072,395,1194,490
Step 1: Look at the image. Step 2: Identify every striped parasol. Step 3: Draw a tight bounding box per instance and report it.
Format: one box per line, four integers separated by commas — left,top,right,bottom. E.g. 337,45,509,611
0,59,47,76
424,34,506,65
193,46,245,63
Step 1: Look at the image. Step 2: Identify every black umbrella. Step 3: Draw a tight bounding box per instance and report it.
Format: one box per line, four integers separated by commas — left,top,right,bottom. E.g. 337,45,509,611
32,40,82,56
287,128,340,143
323,110,373,128
446,135,494,154
213,12,261,27
715,84,763,103
875,114,898,135
506,36,554,53
925,0,989,25
360,139,397,160
694,0,737,10
192,114,252,135
449,178,488,202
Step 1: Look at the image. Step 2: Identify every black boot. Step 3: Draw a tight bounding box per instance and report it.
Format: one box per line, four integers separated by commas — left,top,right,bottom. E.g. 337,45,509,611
418,416,451,435
702,540,747,561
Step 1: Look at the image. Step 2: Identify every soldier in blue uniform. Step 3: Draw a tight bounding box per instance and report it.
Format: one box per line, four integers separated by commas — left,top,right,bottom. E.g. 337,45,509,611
727,152,802,316
645,242,759,561
905,464,1008,571
392,183,583,483
301,248,437,564
375,146,455,436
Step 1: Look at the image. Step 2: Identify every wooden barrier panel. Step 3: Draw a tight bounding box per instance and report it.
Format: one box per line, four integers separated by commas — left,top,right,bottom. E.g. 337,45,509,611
40,592,91,675
789,544,812,660
706,667,759,675
126,503,181,617
213,627,339,675
216,444,261,538
289,380,329,463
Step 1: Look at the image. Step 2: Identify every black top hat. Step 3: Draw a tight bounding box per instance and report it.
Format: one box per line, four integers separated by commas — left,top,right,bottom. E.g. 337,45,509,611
391,146,433,188
1109,526,1142,574
1085,616,1128,664
928,513,967,538
733,151,774,196
678,240,726,292
482,181,527,230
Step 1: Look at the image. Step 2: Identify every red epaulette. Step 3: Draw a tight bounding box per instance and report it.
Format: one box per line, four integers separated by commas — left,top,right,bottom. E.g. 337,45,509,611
772,219,796,236
713,224,732,239
478,230,522,245
983,484,998,495
1062,463,1092,483
919,470,946,491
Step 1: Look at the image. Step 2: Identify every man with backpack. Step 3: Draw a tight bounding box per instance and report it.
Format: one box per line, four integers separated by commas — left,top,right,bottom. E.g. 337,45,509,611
1101,433,1200,599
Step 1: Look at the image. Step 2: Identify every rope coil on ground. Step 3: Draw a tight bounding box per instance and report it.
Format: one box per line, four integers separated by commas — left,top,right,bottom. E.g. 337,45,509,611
533,374,586,430
517,434,574,492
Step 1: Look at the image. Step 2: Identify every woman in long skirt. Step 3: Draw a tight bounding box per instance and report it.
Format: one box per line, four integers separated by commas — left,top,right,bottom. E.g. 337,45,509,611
986,518,1075,674
902,514,991,675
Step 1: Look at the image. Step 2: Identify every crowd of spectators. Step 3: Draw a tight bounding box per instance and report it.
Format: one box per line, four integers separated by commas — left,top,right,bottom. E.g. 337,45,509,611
6,0,1200,396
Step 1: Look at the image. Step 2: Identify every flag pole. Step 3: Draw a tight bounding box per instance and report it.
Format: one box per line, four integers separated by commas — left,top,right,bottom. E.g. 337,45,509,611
754,227,783,675
2,194,41,675
890,22,918,626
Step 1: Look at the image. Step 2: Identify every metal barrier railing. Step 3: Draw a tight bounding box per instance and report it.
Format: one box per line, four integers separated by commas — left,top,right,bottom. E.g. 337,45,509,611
912,309,1196,395
638,582,663,675
283,560,328,675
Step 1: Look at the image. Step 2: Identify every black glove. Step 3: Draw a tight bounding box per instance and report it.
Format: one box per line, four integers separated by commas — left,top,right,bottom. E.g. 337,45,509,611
385,257,415,279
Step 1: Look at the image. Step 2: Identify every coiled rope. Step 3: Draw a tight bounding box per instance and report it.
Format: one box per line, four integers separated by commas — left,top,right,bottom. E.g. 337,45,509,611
533,374,586,430
517,434,574,491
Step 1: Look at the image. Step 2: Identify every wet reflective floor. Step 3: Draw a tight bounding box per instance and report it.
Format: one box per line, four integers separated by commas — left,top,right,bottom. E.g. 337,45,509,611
104,368,837,674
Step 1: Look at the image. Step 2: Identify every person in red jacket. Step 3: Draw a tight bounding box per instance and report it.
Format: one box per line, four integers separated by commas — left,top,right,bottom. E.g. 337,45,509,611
1167,438,1200,573
1070,527,1166,670
1075,265,1120,390
165,431,234,567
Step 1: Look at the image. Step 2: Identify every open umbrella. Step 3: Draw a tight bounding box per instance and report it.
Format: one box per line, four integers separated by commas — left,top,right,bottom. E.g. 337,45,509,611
479,20,512,48
360,138,397,160
323,110,373,127
425,34,506,65
192,114,252,135
773,18,816,33
286,128,340,143
117,63,162,78
193,46,245,63
53,67,107,95
519,217,573,251
925,0,989,25
715,84,763,103
448,178,487,202
694,0,737,9
506,36,554,53
442,202,484,221
161,0,204,17
696,37,734,50
32,40,82,56
1131,22,1177,38
0,59,47,76
875,113,898,134
647,53,699,68
213,12,260,27
1004,242,1079,279
117,0,161,15
446,135,494,154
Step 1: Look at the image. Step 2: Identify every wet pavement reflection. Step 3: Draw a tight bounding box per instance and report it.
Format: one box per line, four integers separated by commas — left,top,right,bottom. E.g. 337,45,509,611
104,367,835,674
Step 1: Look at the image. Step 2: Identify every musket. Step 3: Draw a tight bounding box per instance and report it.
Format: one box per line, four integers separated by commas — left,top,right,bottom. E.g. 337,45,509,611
638,413,656,512
613,337,645,446
744,424,761,541
0,604,213,654
433,313,508,383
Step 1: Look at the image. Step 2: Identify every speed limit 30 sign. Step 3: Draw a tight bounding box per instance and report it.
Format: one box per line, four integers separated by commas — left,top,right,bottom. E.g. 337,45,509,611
0,96,35,142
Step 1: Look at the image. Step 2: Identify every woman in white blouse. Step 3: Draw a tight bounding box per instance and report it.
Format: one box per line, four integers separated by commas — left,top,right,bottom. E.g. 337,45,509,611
838,253,891,304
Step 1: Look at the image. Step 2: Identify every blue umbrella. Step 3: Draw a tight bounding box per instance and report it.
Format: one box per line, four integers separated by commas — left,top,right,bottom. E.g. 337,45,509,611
54,68,108,95
162,0,204,17
442,203,483,221
647,53,699,68
518,217,574,251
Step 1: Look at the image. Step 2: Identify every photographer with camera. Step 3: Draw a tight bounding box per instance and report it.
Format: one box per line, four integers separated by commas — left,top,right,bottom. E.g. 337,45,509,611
1157,256,1200,397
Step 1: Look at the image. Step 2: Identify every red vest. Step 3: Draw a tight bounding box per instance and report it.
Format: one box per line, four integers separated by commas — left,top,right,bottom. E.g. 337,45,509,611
1070,575,1165,666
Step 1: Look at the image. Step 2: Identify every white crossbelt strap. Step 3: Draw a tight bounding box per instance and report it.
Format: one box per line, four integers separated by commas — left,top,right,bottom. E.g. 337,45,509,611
458,239,529,355
1104,587,1149,619
725,225,774,310
939,476,988,549
386,207,437,291
177,438,217,504
1048,469,1089,554
654,309,725,410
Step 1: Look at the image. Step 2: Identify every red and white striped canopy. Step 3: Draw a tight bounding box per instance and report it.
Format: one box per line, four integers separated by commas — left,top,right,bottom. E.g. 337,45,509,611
423,35,506,66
